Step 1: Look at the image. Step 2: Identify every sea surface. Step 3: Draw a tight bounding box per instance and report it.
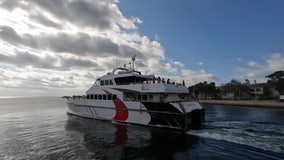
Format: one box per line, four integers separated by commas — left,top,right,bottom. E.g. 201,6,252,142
0,97,284,160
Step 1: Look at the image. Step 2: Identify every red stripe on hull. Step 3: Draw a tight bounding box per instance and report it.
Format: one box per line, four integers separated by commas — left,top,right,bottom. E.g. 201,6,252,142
103,89,129,121
112,98,128,121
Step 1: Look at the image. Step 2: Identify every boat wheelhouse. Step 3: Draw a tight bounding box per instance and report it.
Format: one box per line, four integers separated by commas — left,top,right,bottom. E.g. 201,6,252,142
66,57,204,131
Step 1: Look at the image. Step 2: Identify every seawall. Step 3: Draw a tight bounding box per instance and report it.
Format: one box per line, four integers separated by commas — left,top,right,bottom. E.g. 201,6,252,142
199,100,284,108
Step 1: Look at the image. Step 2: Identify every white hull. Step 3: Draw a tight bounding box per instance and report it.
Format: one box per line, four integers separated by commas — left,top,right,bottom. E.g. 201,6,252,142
67,102,151,125
67,99,204,131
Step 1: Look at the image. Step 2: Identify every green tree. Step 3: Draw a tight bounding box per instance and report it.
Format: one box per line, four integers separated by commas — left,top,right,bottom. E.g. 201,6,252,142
266,70,284,94
221,79,251,100
189,81,219,99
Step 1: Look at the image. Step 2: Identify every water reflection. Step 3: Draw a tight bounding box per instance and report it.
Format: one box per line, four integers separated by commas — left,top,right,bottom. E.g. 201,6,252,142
65,115,200,160
205,104,284,124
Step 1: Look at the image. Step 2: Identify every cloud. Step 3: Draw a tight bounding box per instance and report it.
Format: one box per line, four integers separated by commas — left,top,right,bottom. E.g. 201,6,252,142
0,26,38,48
0,0,137,30
172,60,184,67
0,50,97,70
0,26,120,56
131,17,143,24
0,0,19,11
237,53,284,82
181,69,219,85
0,0,218,96
248,61,259,67
119,45,145,58
59,55,98,70
29,11,62,29
198,62,204,66
0,25,154,62
0,51,56,69
154,35,161,41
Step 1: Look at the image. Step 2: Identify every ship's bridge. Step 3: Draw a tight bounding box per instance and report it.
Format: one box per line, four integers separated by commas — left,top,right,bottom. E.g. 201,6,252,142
94,67,154,86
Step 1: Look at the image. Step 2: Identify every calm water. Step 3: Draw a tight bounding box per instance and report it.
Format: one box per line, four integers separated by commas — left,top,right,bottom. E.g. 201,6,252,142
0,97,284,160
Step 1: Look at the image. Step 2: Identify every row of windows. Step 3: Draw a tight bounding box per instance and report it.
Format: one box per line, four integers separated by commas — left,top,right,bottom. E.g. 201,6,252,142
123,93,153,101
250,88,263,92
100,80,113,86
87,94,117,100
99,76,148,86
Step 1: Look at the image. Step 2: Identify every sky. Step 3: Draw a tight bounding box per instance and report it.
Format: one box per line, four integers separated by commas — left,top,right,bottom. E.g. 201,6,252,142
0,0,284,97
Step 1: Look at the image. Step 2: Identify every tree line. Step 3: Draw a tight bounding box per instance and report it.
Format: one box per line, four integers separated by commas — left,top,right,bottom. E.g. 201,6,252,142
188,70,284,100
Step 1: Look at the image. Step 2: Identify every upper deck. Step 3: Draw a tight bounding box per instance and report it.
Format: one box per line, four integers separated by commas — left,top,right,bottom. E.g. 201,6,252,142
87,67,188,94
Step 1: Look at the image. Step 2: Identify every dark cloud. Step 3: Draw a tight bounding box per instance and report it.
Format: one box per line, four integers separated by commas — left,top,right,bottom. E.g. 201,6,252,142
84,72,95,79
0,26,38,48
0,0,61,29
0,0,19,11
0,26,23,45
58,55,97,70
0,26,120,56
67,0,113,29
41,32,120,56
0,0,132,30
29,13,62,29
119,45,145,58
135,60,147,68
0,25,144,59
0,50,97,70
0,51,57,69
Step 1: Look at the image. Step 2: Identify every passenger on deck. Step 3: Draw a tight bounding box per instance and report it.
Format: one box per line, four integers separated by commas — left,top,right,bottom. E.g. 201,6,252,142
146,79,149,84
157,76,161,83
182,80,185,86
167,79,170,84
162,78,165,83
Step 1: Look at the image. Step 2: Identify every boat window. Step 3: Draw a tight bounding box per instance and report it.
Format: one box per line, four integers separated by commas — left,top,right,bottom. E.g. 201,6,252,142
123,93,132,101
94,94,97,99
95,80,100,86
107,95,112,100
87,95,90,99
90,95,94,99
179,94,187,100
103,94,107,100
98,95,102,100
149,94,153,99
100,80,104,86
105,80,109,85
160,94,164,102
123,92,143,101
142,95,147,101
112,95,117,100
110,80,113,85
115,76,147,85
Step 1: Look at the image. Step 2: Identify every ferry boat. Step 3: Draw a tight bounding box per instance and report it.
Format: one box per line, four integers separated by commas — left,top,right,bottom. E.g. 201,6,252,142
66,56,204,131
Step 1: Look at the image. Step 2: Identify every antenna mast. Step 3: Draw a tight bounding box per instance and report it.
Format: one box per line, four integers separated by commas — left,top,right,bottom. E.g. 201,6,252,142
132,55,136,71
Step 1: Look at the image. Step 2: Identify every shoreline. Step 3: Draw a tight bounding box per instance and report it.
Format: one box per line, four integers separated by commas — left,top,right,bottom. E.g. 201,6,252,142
199,100,284,108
